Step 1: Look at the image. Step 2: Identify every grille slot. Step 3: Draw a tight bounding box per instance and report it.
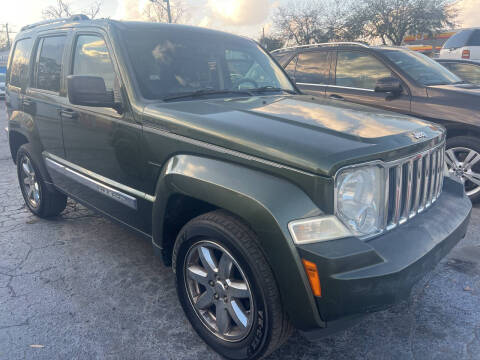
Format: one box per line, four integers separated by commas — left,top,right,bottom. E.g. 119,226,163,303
385,142,445,231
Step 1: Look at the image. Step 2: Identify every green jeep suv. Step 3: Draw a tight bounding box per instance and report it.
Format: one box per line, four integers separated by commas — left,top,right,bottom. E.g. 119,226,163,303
5,15,472,359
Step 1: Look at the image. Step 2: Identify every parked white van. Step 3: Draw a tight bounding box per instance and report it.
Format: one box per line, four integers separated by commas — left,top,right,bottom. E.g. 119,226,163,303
440,28,480,60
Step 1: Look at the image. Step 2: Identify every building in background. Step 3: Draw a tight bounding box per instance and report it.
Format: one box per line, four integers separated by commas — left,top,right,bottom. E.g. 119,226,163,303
0,50,8,73
402,30,459,57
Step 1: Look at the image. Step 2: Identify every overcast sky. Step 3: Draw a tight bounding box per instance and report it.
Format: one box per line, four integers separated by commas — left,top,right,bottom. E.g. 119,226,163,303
1,0,479,40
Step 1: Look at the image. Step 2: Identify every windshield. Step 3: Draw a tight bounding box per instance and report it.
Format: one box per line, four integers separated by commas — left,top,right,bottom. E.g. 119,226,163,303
0,73,5,83
381,49,461,86
120,27,295,100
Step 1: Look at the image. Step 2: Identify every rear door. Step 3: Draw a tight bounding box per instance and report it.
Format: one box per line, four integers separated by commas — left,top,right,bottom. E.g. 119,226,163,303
25,32,70,158
293,50,332,97
326,50,411,114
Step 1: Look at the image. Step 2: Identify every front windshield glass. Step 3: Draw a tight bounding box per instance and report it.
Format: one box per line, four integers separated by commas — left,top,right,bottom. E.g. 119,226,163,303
381,49,461,86
0,73,5,82
121,27,295,100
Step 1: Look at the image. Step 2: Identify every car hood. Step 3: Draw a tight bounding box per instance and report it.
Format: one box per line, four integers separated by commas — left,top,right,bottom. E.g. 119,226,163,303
143,95,444,176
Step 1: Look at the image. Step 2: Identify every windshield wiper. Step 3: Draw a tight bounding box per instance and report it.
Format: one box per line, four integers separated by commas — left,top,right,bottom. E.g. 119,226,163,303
162,88,253,101
249,86,297,94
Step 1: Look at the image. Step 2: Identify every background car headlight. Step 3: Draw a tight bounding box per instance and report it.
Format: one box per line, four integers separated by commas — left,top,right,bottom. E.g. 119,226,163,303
335,165,385,237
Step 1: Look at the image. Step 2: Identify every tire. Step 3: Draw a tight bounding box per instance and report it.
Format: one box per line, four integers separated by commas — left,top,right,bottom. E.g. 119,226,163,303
16,144,67,217
446,136,480,203
172,210,292,360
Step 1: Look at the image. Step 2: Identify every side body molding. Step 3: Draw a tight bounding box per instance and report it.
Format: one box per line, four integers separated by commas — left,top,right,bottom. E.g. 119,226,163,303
152,154,325,329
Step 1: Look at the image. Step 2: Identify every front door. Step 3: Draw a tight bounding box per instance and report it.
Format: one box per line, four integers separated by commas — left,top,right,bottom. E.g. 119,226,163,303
326,50,411,114
59,31,149,234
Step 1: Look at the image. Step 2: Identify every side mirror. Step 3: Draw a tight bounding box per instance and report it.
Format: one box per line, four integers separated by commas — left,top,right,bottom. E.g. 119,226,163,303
374,77,403,94
67,75,115,108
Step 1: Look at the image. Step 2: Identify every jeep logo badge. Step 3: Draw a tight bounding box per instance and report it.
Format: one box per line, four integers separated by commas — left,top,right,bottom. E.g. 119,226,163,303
412,131,427,140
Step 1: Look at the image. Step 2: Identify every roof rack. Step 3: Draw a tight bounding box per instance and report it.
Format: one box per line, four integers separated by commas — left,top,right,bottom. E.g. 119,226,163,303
272,42,370,53
21,14,89,31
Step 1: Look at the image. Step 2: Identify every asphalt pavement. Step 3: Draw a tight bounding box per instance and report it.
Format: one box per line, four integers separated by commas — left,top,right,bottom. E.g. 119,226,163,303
0,100,479,360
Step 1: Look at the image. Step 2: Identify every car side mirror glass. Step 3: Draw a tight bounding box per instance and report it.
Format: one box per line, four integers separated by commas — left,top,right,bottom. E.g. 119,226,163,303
374,77,403,94
67,75,115,108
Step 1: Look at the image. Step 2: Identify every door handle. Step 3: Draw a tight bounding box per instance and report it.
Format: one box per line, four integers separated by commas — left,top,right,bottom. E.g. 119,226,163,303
60,108,79,119
329,94,344,101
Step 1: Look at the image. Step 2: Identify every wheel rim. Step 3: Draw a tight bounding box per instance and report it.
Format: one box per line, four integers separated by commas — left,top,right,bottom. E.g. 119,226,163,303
445,147,480,197
184,240,254,342
20,156,41,208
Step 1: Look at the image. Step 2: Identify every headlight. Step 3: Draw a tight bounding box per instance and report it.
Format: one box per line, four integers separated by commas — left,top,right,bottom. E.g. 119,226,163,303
335,165,385,237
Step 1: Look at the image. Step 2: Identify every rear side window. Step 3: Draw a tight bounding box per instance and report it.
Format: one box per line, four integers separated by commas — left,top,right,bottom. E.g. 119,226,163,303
8,38,33,88
443,63,480,84
73,35,115,91
467,30,480,46
35,36,67,92
295,51,330,84
443,30,473,49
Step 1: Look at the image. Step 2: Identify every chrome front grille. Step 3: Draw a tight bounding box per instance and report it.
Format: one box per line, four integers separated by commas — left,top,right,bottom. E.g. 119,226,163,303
384,142,445,230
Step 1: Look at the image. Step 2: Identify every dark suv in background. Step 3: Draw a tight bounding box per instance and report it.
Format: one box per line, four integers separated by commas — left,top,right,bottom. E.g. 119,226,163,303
273,43,480,202
5,17,471,359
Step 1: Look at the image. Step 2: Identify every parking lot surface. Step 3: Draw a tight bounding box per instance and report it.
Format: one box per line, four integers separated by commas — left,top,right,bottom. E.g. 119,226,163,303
0,100,479,359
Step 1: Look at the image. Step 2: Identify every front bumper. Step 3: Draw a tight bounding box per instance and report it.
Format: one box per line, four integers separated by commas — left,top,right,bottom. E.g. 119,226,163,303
297,176,471,335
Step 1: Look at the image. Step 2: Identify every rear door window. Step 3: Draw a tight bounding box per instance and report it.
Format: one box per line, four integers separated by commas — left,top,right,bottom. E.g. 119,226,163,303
467,30,480,46
8,38,33,88
444,63,480,84
335,51,391,90
443,30,473,49
34,36,67,93
295,51,330,84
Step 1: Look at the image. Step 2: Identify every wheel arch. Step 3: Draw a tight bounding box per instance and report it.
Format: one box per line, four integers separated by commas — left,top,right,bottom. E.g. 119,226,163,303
8,129,29,165
443,122,480,140
151,154,325,330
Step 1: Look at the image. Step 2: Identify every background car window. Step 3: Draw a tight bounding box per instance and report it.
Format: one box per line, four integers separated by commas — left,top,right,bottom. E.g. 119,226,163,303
335,51,391,90
0,73,5,82
73,35,115,91
284,56,297,78
295,51,330,84
35,36,66,92
443,30,473,49
467,30,480,46
382,49,460,86
444,63,480,84
8,38,33,88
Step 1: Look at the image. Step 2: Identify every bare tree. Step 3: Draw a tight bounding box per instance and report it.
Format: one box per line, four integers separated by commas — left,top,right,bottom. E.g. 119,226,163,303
349,0,456,45
42,0,72,19
143,0,186,23
42,0,103,20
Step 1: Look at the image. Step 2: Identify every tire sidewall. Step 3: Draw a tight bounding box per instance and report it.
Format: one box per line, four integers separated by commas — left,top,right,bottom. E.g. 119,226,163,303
16,146,45,216
174,221,272,360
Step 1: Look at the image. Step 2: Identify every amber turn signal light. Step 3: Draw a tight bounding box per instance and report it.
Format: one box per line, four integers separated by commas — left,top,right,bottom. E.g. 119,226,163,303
302,259,322,297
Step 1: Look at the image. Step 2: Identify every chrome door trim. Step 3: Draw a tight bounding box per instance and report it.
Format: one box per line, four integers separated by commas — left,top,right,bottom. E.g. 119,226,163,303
44,153,156,206
325,84,375,92
296,82,328,87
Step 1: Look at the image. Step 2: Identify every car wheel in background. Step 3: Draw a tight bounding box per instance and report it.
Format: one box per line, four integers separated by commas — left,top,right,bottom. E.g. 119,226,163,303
446,136,480,202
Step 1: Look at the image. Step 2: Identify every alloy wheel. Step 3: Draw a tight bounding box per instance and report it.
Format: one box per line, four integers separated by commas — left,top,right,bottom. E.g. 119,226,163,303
20,156,41,208
445,147,480,197
184,240,254,342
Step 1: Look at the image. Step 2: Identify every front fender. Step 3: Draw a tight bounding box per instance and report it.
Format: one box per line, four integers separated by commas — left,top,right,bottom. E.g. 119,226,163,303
152,154,325,330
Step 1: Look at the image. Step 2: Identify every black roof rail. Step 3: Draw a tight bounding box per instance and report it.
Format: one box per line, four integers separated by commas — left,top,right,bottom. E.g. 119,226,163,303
272,42,370,53
21,14,90,31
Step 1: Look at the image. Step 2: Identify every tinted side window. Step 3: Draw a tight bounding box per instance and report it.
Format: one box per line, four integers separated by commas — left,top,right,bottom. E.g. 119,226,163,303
35,36,67,92
443,30,473,49
335,51,391,90
284,56,297,78
467,30,480,46
8,38,33,88
446,63,480,84
295,51,329,84
73,35,115,91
